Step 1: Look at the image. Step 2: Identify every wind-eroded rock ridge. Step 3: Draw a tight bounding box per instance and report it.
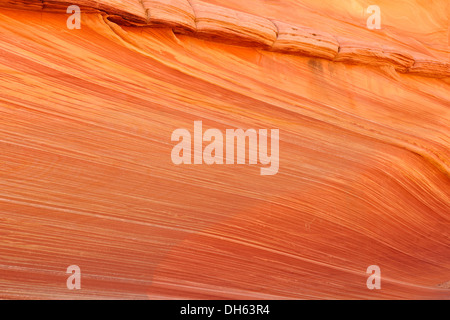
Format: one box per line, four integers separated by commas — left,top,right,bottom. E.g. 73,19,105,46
1,0,449,78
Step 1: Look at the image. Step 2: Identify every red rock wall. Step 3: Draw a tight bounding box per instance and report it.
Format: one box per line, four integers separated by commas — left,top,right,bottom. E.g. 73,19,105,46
0,1,449,299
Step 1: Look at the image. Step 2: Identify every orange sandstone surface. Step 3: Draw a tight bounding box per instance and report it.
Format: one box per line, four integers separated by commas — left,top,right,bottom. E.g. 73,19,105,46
0,0,449,299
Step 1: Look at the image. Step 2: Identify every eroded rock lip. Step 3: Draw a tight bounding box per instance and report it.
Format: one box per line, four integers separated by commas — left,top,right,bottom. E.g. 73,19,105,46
409,58,450,78
142,0,196,32
0,0,448,78
271,20,339,60
334,38,415,73
189,0,278,49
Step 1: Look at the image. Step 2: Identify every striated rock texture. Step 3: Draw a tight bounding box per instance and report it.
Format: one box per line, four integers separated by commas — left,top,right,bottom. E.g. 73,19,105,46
1,0,449,77
0,0,449,300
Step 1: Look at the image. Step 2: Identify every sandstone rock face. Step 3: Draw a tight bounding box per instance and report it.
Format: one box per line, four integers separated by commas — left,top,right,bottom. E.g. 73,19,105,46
271,21,339,60
1,0,448,76
142,0,196,31
0,0,449,299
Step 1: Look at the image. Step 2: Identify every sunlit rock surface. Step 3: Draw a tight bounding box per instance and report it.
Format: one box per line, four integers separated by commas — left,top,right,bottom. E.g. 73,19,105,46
0,0,449,299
